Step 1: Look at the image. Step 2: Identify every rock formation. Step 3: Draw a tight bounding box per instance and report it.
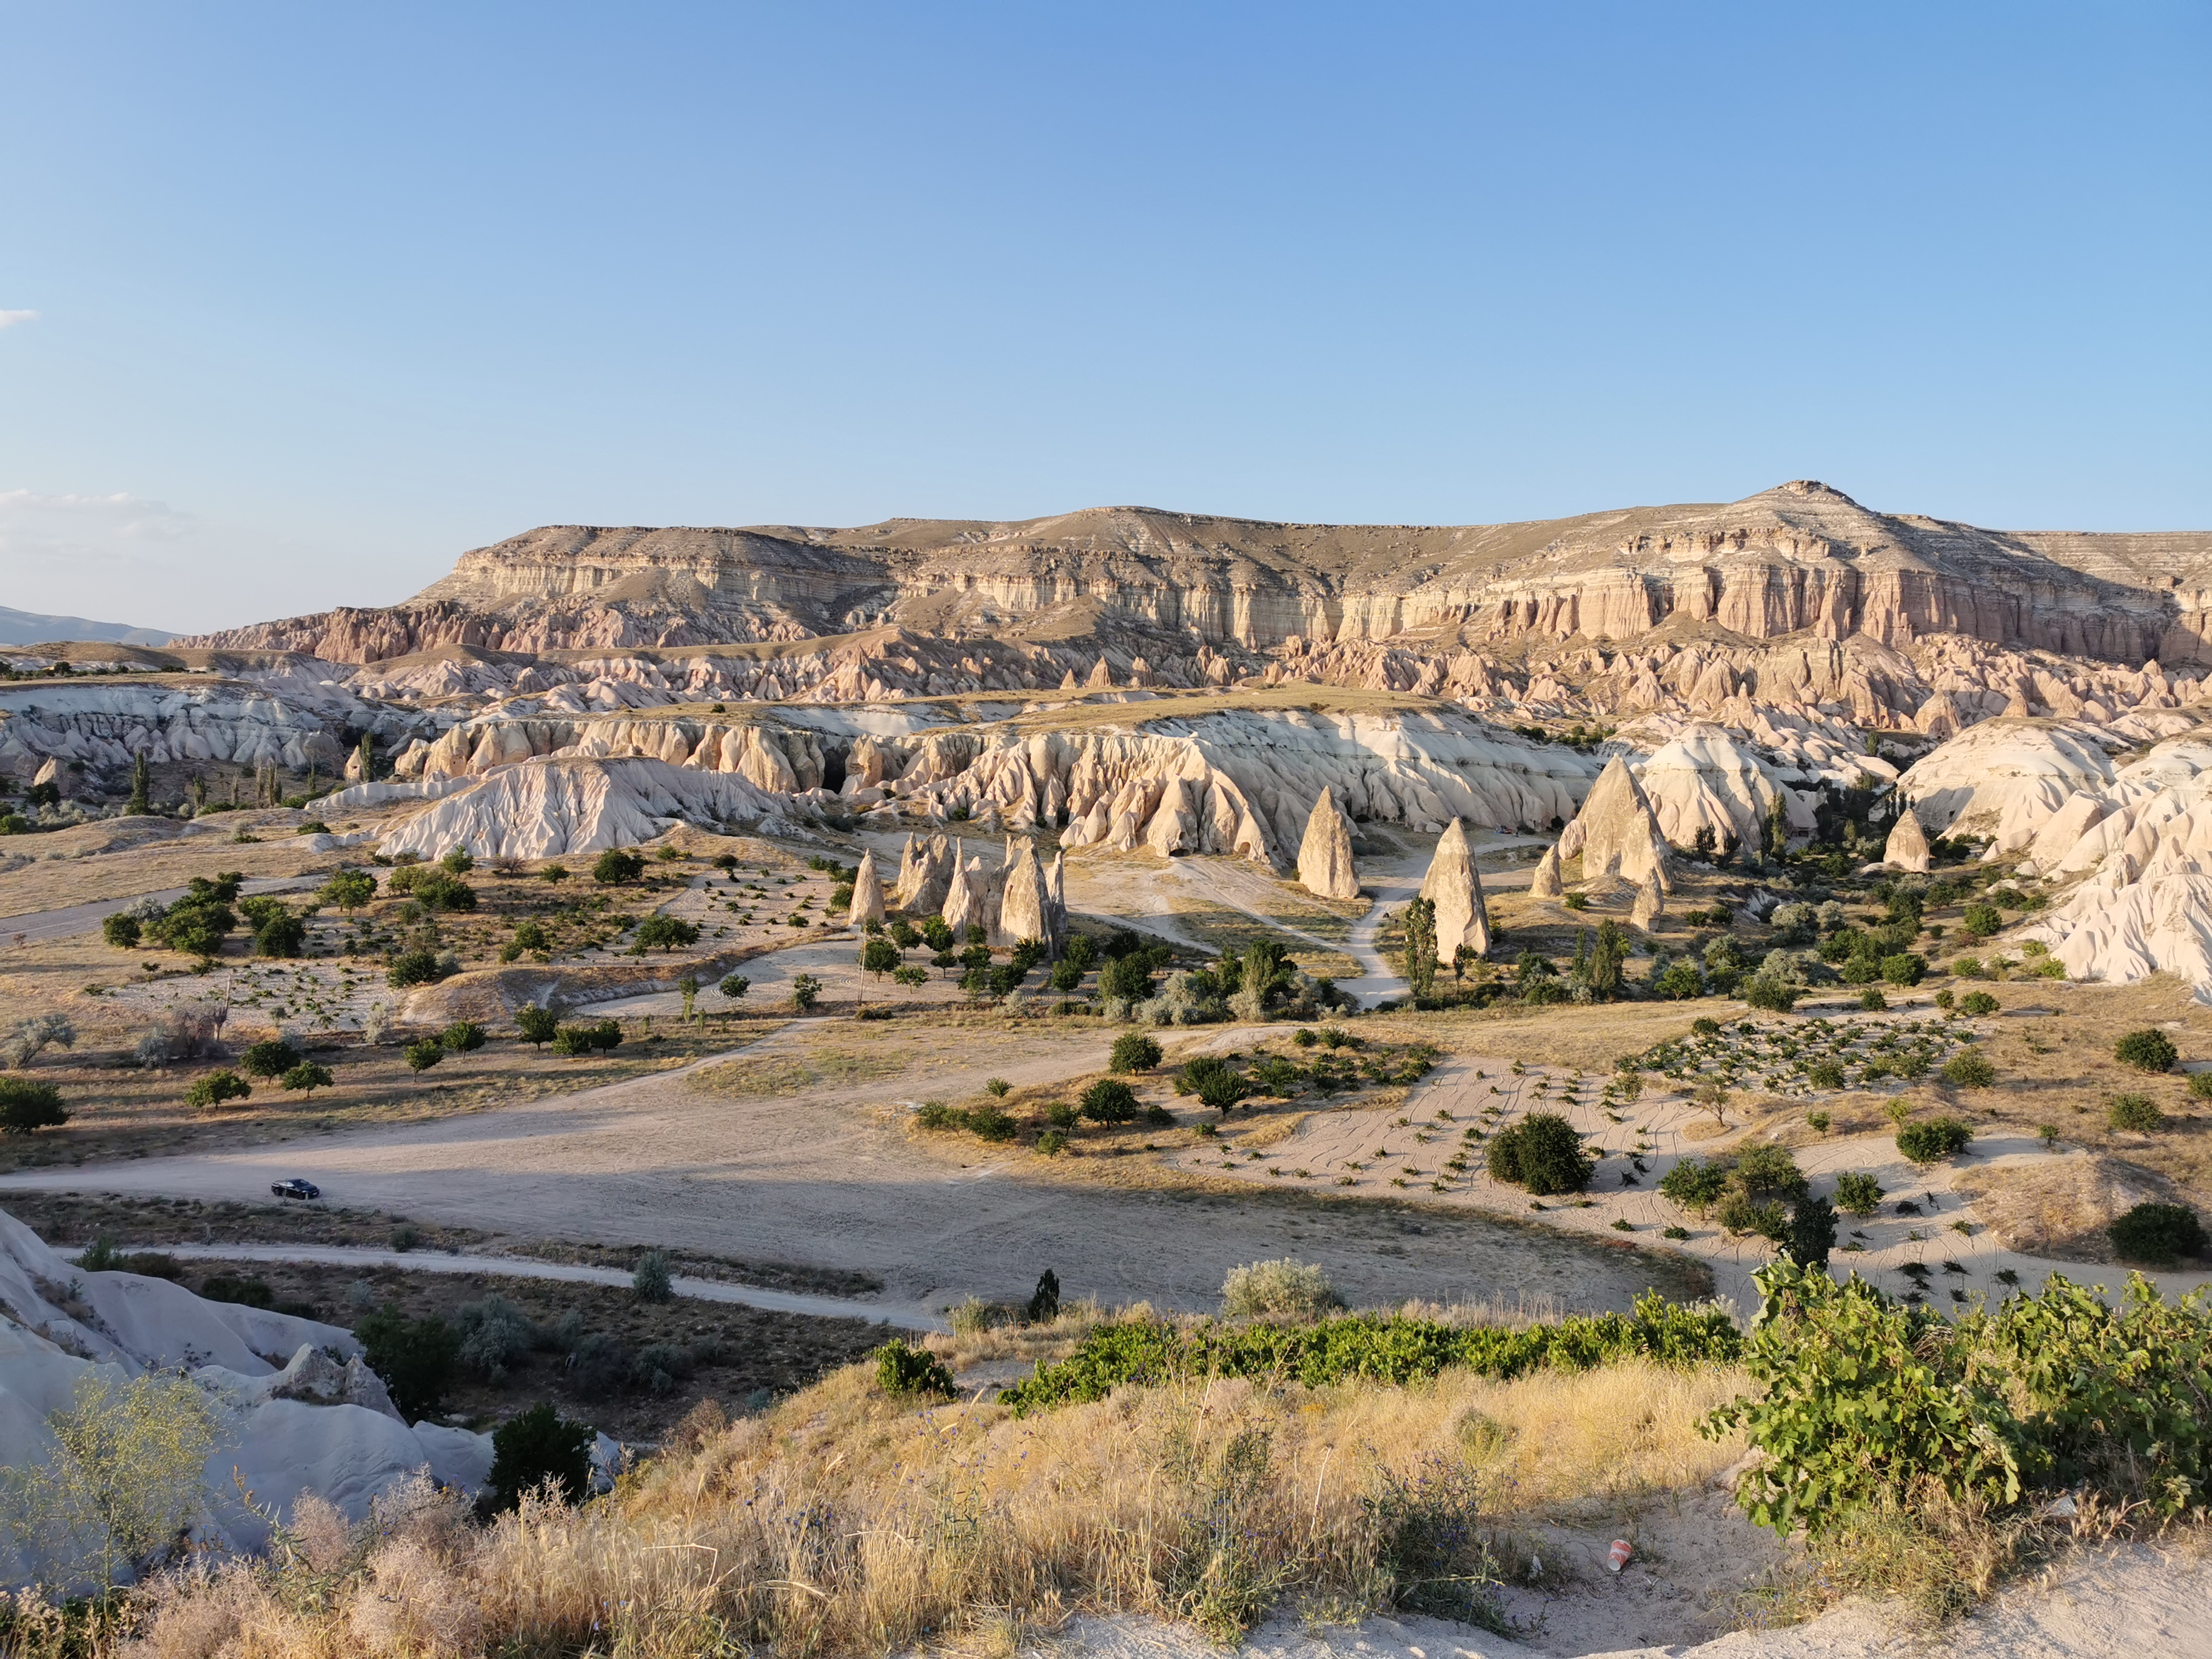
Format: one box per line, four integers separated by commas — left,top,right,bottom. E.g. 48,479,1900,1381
1529,845,1564,898
1570,756,1672,891
1418,818,1488,962
848,847,885,926
1297,786,1360,899
999,839,1051,948
1884,807,1932,873
369,756,786,860
1630,869,1665,931
1897,720,2120,843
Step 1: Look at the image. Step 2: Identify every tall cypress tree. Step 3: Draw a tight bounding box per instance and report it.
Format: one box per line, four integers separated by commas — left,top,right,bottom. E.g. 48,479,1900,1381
127,751,150,816
1400,897,1438,1000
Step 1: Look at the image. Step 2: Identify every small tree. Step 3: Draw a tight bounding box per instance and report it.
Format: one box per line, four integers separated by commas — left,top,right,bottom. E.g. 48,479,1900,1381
1220,1258,1343,1321
486,1402,595,1510
719,973,752,1004
634,914,700,952
1484,1113,1592,1195
102,912,142,948
1781,1195,1837,1269
632,1250,674,1302
185,1070,251,1109
1896,1116,1973,1165
874,1338,955,1397
517,1005,558,1048
789,973,822,1013
355,1304,461,1421
280,1061,333,1099
860,937,901,979
1589,919,1626,1000
1832,1171,1885,1215
2114,1028,2179,1074
593,849,646,885
440,1020,486,1053
1399,897,1438,1000
240,1039,301,1079
404,1040,443,1073
2108,1202,2208,1267
1025,1269,1061,1323
0,1078,69,1134
1110,1032,1162,1073
127,749,152,816
4,1370,230,1588
2108,1093,2165,1133
1079,1078,1139,1123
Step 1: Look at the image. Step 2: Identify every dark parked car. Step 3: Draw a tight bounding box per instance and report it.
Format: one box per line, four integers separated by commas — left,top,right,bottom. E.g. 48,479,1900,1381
270,1178,321,1201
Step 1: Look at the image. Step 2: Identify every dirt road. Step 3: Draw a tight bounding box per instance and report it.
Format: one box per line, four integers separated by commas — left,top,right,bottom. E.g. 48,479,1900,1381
0,1020,1697,1316
0,874,320,949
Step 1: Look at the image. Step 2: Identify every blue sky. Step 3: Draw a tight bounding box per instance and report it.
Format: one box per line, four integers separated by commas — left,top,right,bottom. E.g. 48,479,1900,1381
2,3,2207,633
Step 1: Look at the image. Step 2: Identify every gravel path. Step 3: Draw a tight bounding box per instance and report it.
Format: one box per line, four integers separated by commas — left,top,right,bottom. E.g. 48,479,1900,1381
58,1239,945,1330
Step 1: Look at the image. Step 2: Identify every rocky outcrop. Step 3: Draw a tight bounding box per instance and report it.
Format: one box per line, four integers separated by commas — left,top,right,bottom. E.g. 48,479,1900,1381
1896,720,2119,840
1885,808,1932,873
1630,723,1809,856
0,682,357,781
1630,869,1664,931
1529,845,1564,898
1418,818,1487,961
1297,786,1359,899
375,756,788,859
848,848,885,926
1570,756,1672,892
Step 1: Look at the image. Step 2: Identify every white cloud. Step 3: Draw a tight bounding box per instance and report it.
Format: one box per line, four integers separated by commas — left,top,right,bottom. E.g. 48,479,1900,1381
0,310,38,329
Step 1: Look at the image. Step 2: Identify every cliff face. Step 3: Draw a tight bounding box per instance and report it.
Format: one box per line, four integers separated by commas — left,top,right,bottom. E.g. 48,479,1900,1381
178,482,2212,668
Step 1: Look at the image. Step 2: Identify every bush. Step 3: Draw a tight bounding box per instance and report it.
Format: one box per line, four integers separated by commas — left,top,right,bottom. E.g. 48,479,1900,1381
355,1304,461,1420
1879,953,1926,987
1220,1258,1343,1321
240,1039,301,1078
1939,1050,1995,1088
0,1078,69,1134
404,1039,443,1073
635,913,700,952
632,1250,674,1302
1896,1116,1973,1165
440,1019,486,1053
1808,1059,1846,1090
517,1005,558,1047
719,974,751,1002
386,947,448,988
2107,1202,2208,1267
2108,1093,2165,1133
967,1105,1017,1142
1079,1078,1141,1122
1484,1113,1592,1195
1003,1292,1742,1415
486,1401,595,1510
1036,1128,1068,1156
1960,902,2003,938
456,1295,540,1380
566,1332,631,1400
1110,1032,1162,1073
1832,1171,1885,1215
2114,1028,2179,1074
1659,1157,1731,1213
874,1338,955,1397
1958,990,1999,1016
1742,975,1800,1013
593,849,646,885
101,913,141,948
184,1069,251,1109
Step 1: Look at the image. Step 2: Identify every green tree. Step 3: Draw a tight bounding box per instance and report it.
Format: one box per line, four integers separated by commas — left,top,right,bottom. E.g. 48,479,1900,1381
1079,1078,1140,1122
184,1070,251,1109
632,1249,674,1302
2,1370,230,1587
485,1403,595,1510
2114,1028,2179,1074
320,868,377,914
634,913,699,952
1399,897,1438,1000
404,1039,443,1073
440,1020,486,1052
860,936,901,979
790,973,822,1013
1589,920,1626,1000
355,1304,461,1421
592,849,646,885
127,750,152,816
253,908,307,957
240,1039,302,1078
719,973,751,1004
280,1061,333,1099
0,1078,69,1134
1484,1112,1592,1195
517,1004,558,1048
1110,1032,1162,1073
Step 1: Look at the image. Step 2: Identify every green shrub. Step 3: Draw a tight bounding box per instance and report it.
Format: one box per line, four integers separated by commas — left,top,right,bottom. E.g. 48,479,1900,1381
101,913,141,948
1079,1079,1140,1123
239,1039,301,1078
485,1401,595,1510
2115,1028,2179,1074
280,1061,333,1098
1958,991,1999,1017
355,1304,461,1420
404,1039,443,1073
440,1019,486,1053
0,1078,69,1134
1940,1050,1995,1088
593,849,646,885
1658,1157,1730,1213
968,1106,1017,1142
1879,953,1926,987
1484,1113,1592,1195
2108,1093,2165,1133
2107,1202,2208,1267
1896,1116,1973,1165
184,1069,251,1110
1832,1171,1885,1216
632,1250,673,1302
517,1005,558,1047
1004,1293,1742,1415
1742,975,1799,1013
386,947,448,989
1220,1258,1342,1321
1110,1032,1163,1073
1960,903,2002,939
1808,1059,1846,1090
1036,1129,1068,1156
874,1338,956,1397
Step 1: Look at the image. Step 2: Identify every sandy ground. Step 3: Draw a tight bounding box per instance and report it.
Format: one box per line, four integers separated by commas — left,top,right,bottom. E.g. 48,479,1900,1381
0,1019,1692,1316
1047,1538,2212,1657
1168,1032,2212,1309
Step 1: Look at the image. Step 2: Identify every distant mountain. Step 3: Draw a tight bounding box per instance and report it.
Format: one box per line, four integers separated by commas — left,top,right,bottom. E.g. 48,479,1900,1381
0,605,175,647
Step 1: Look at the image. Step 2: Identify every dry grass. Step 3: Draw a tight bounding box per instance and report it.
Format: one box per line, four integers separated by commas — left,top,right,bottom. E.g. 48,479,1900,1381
62,1352,1744,1659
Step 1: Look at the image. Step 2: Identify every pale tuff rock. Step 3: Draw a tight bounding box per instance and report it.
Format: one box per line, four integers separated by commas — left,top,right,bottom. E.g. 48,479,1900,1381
30,756,60,791
942,856,987,940
2025,792,2110,873
1418,818,1488,961
1630,868,1665,931
0,681,352,780
999,839,1051,947
1896,719,2117,840
1884,807,1932,873
848,847,885,926
893,832,959,914
1530,844,1565,897
0,1208,489,1590
1570,756,1672,891
1557,817,1586,860
1298,786,1361,900
376,756,785,860
1631,724,1809,857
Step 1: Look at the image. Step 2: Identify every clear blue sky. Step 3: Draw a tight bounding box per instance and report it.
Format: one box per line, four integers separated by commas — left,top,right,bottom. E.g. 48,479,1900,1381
2,2,2207,632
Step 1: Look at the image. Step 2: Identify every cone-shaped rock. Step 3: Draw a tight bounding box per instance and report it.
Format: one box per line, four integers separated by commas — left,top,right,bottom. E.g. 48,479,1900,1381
942,856,985,939
1573,755,1672,893
1298,785,1361,899
847,848,885,927
1000,839,1050,947
1530,844,1564,898
1630,868,1664,931
1885,807,1931,873
1419,818,1488,961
